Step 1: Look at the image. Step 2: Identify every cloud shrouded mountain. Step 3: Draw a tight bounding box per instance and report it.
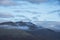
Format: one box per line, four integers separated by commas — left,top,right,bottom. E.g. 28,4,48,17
0,21,60,40
0,0,60,40
0,21,60,32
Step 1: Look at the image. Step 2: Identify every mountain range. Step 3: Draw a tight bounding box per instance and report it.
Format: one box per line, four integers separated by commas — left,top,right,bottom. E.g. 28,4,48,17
0,21,60,40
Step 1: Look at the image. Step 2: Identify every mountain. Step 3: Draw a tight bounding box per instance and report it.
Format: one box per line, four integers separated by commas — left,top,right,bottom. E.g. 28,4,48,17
16,21,39,30
0,21,43,30
0,21,60,40
33,21,60,31
0,21,17,26
0,21,60,31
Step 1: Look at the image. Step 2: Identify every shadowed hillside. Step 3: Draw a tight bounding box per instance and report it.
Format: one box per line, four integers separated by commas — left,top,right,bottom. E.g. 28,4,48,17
0,28,39,40
26,28,60,40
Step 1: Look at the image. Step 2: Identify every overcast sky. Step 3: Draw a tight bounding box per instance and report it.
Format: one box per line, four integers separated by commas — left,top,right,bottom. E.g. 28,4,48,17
0,0,60,22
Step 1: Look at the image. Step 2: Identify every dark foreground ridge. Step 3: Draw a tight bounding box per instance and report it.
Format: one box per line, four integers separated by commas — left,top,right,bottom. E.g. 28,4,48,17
0,28,38,40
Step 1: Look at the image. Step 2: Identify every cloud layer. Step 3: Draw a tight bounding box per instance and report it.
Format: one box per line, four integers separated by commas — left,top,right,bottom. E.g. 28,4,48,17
0,12,14,18
0,0,60,22
0,0,16,6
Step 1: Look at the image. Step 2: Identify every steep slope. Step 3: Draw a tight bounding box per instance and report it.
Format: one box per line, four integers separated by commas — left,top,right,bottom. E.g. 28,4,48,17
0,28,39,40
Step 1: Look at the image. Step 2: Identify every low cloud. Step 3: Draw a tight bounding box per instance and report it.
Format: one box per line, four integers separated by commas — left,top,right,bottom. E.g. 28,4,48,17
0,0,48,5
0,12,14,18
20,0,48,3
0,0,16,5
